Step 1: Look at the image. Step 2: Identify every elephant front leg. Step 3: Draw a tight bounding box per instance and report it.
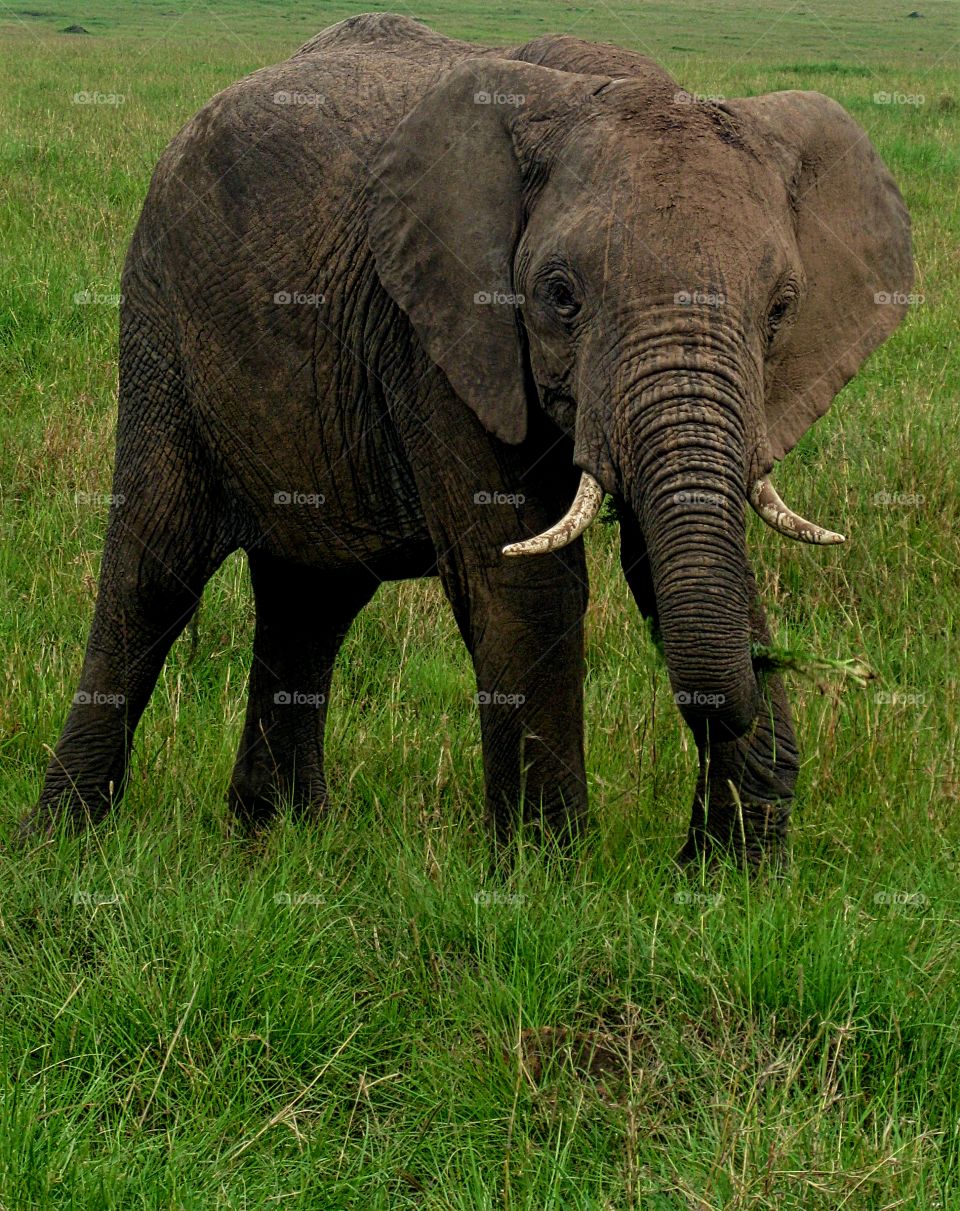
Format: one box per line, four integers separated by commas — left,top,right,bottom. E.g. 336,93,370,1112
443,555,590,851
678,581,799,869
679,675,798,868
619,511,797,868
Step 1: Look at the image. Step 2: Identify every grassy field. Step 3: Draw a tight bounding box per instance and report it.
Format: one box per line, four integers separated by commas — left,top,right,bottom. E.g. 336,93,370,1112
1,0,959,1205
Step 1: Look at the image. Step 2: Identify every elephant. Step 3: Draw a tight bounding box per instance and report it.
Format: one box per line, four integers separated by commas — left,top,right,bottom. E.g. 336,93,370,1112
20,13,913,863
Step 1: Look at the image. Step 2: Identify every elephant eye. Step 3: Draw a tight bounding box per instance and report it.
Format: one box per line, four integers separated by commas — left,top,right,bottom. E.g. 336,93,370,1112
540,272,582,321
767,281,800,341
768,299,791,331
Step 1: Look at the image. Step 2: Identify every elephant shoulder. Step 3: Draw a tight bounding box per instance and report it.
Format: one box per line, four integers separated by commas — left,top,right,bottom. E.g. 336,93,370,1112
508,33,675,88
290,13,485,61
125,17,478,299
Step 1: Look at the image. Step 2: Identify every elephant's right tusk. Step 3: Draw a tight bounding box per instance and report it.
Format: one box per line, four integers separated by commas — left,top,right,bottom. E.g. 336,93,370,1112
749,476,846,545
502,471,604,556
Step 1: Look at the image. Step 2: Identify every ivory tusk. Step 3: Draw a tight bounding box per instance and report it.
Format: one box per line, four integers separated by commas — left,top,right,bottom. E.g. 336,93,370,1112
749,476,845,545
502,471,604,556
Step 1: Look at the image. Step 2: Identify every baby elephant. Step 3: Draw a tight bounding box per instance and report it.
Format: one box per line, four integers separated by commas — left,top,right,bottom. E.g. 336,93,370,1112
22,14,912,862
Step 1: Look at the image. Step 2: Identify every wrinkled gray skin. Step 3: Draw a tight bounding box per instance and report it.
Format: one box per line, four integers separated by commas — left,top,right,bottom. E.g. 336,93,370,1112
22,14,913,863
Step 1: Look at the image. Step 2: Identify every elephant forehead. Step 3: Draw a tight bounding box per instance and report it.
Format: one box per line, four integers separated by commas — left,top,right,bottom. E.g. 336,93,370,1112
525,175,792,278
561,125,778,208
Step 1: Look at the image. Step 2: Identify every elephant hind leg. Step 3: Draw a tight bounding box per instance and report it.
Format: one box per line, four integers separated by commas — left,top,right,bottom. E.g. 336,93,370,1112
21,323,234,841
227,554,377,832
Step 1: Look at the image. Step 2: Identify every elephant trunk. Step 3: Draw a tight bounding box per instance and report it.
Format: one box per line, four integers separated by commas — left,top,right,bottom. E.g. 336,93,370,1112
622,375,760,738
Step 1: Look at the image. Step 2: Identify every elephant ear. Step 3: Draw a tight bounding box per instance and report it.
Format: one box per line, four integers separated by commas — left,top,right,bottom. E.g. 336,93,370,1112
728,91,913,460
367,57,608,444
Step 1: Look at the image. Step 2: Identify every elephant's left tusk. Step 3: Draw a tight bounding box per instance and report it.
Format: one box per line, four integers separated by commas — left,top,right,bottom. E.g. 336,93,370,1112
749,476,845,545
502,471,604,556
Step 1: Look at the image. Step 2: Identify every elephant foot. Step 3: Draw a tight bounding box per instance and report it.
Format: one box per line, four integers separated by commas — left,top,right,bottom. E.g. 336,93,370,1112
677,798,790,873
226,787,277,835
12,806,58,850
486,798,589,871
12,792,105,850
226,777,328,835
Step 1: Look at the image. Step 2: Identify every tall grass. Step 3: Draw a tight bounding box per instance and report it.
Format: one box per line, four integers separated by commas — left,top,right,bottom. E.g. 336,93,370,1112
1,1,958,1204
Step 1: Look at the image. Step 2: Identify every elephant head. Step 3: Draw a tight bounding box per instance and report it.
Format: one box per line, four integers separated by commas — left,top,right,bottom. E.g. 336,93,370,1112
367,56,912,738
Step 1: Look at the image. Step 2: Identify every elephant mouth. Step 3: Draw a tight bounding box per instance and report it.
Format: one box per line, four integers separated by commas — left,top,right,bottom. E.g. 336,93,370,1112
501,469,845,557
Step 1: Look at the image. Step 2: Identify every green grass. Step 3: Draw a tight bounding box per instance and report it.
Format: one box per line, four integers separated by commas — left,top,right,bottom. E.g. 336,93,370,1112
1,0,959,1205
